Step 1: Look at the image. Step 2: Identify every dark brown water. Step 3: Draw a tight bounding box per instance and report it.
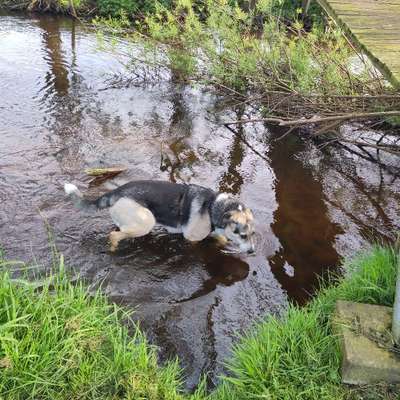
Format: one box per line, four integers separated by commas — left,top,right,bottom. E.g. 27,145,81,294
1,12,399,390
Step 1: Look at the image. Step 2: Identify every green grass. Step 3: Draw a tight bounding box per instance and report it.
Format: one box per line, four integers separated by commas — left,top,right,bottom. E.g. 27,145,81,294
0,246,398,399
212,245,398,400
0,255,185,400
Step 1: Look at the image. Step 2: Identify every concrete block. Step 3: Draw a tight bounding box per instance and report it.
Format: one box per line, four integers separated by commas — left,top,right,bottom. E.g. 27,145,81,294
334,300,400,385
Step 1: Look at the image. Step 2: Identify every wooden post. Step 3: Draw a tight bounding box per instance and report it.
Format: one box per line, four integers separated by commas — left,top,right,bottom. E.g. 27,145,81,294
393,240,400,345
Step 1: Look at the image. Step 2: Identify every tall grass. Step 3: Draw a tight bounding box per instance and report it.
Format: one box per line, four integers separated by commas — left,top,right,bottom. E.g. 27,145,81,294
0,255,185,400
212,246,398,400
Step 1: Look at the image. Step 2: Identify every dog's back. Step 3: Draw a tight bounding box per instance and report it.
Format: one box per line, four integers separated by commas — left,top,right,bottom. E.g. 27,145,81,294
65,180,216,228
101,180,187,227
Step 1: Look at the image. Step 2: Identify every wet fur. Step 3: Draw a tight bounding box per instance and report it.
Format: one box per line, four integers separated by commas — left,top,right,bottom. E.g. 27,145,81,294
64,180,255,252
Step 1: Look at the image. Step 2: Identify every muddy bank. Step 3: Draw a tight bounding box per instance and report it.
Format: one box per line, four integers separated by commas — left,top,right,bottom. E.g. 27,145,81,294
0,13,399,390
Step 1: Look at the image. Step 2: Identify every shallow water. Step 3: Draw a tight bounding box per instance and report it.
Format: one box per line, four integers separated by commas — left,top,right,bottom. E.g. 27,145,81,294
0,12,399,390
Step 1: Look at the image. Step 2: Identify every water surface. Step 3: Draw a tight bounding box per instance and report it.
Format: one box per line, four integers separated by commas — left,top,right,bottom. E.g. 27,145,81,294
0,12,399,390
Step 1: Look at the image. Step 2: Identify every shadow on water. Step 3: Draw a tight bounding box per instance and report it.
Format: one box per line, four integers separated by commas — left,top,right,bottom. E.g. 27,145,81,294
111,235,249,303
0,12,399,391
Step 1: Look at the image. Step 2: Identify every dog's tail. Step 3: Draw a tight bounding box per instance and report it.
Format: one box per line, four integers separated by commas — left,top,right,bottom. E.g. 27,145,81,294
64,183,101,212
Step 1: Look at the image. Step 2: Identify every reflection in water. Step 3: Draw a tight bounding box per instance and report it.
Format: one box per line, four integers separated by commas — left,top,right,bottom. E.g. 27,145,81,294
321,146,398,243
37,17,70,96
36,15,87,172
218,108,245,194
160,87,197,182
268,129,342,304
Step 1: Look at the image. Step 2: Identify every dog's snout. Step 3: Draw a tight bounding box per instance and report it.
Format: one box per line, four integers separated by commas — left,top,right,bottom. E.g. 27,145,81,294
247,247,255,254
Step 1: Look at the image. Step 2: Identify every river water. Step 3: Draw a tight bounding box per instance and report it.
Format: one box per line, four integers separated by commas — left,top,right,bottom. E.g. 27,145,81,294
0,12,399,390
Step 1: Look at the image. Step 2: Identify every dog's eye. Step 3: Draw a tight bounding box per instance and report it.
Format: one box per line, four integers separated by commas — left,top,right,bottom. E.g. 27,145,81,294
234,227,240,234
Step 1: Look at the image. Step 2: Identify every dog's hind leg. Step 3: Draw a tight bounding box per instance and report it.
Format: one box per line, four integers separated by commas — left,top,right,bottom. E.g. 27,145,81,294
109,225,153,252
109,230,128,252
109,198,156,251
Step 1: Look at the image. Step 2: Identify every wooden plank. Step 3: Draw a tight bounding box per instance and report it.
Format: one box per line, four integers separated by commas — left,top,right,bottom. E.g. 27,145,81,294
317,0,400,87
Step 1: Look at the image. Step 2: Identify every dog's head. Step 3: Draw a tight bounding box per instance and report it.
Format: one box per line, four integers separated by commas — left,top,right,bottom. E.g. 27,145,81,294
212,194,256,254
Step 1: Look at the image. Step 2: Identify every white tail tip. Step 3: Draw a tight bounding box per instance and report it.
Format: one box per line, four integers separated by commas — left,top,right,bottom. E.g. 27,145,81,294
64,183,78,195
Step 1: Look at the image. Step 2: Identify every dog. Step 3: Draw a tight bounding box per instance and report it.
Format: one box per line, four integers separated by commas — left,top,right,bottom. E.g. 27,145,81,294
64,180,255,254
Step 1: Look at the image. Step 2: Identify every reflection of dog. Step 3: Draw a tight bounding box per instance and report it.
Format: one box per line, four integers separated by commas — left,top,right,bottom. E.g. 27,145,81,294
64,180,255,253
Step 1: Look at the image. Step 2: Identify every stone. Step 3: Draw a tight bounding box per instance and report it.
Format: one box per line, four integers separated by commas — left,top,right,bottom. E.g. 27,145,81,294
334,300,400,385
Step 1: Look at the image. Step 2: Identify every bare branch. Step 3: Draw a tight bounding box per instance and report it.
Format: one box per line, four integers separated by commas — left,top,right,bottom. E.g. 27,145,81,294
339,139,400,156
223,111,400,127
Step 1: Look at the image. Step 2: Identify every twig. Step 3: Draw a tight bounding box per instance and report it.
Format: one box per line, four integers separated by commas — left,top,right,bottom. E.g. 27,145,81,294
85,166,127,176
313,121,341,136
339,139,400,156
223,111,400,127
224,117,284,126
274,126,297,141
224,124,270,163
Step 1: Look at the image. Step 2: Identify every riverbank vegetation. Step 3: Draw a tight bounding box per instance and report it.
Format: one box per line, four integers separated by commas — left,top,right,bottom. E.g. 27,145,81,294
0,254,190,400
1,245,398,399
0,0,84,15
213,245,399,400
0,0,169,16
93,0,400,157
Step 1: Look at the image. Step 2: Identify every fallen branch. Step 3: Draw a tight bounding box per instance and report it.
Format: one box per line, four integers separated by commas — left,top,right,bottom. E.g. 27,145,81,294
85,166,127,176
312,121,341,136
85,166,127,186
339,139,400,156
223,110,400,127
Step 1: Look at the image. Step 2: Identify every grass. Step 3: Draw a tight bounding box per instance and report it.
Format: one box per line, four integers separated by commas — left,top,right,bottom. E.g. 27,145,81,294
212,245,399,400
0,246,398,399
0,254,186,400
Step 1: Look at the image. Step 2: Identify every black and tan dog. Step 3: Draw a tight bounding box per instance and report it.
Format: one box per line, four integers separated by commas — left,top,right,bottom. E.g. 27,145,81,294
64,180,255,253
